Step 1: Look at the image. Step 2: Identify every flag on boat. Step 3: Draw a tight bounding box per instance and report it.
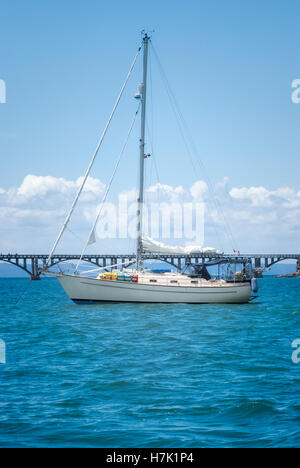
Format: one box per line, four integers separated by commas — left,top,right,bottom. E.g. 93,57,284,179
144,153,151,159
233,249,240,255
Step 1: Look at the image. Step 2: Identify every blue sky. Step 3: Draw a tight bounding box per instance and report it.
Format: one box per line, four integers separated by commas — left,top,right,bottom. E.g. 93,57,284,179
1,0,300,254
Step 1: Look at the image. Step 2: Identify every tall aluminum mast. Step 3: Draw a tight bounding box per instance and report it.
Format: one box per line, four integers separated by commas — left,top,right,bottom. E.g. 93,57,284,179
136,33,149,268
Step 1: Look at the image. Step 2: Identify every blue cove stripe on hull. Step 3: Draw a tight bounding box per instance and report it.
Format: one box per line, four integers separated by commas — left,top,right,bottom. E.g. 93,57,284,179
71,298,244,305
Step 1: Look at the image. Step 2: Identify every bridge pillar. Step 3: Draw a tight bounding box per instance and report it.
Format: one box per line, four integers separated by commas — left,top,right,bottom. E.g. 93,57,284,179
30,258,41,281
255,258,261,269
297,259,300,273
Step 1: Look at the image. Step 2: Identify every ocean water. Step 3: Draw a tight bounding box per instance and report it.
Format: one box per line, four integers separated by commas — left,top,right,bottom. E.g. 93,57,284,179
0,276,299,448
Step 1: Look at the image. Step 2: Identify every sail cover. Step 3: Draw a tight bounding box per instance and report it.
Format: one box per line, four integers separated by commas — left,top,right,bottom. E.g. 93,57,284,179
142,236,220,255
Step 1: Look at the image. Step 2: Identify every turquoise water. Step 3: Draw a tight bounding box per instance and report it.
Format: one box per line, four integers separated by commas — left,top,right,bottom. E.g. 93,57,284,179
0,277,299,448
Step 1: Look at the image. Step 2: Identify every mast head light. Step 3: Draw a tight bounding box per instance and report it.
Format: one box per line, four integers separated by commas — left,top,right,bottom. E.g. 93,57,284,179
141,30,154,41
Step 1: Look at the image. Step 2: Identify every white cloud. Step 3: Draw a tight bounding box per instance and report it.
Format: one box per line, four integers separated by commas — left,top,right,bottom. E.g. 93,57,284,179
17,174,105,200
147,183,186,201
0,175,299,253
229,186,273,207
190,180,208,200
119,187,138,203
229,185,300,210
0,174,107,252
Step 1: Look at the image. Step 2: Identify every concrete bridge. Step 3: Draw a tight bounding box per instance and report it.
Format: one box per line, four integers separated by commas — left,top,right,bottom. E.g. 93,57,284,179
1,253,300,280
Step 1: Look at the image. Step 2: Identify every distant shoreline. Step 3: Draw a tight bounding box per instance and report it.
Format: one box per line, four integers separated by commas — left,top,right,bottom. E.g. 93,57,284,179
277,273,300,278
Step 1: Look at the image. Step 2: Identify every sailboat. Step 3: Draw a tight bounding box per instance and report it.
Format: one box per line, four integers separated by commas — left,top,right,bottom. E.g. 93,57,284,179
45,33,253,304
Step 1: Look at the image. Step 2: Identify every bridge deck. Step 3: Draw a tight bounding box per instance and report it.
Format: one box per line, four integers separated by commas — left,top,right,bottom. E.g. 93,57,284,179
1,253,300,280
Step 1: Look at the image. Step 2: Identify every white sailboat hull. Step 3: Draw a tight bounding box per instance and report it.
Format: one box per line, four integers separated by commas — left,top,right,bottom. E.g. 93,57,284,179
57,274,252,304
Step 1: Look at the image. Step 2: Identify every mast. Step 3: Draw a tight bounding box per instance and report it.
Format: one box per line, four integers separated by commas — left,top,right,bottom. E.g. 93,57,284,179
136,32,149,269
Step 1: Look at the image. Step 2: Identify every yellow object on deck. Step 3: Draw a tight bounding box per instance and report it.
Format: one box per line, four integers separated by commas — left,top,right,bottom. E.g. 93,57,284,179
98,272,118,281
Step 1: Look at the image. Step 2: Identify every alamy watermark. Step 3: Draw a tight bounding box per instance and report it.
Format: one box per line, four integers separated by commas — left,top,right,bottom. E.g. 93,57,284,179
0,79,6,103
91,196,205,244
291,79,300,103
0,339,6,364
291,339,300,364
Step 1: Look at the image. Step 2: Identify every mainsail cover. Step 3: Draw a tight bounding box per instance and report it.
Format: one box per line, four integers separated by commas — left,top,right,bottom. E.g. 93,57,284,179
142,236,220,255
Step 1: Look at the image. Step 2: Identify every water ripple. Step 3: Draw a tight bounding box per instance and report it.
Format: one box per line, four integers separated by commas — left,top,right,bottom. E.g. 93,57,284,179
0,277,299,447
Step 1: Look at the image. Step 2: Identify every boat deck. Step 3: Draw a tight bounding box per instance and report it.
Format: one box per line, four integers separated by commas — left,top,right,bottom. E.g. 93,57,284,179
97,271,239,288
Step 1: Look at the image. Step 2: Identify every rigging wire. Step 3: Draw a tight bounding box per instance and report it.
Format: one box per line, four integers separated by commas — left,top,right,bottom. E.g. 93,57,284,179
150,41,238,253
75,102,141,272
143,44,162,237
66,227,85,244
46,43,142,268
148,42,156,190
144,46,164,222
150,41,224,251
145,118,161,197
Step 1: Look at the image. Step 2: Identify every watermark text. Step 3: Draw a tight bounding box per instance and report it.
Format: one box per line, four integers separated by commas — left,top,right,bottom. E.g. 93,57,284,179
292,339,300,364
0,339,6,364
291,79,300,103
0,79,6,104
91,197,205,244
